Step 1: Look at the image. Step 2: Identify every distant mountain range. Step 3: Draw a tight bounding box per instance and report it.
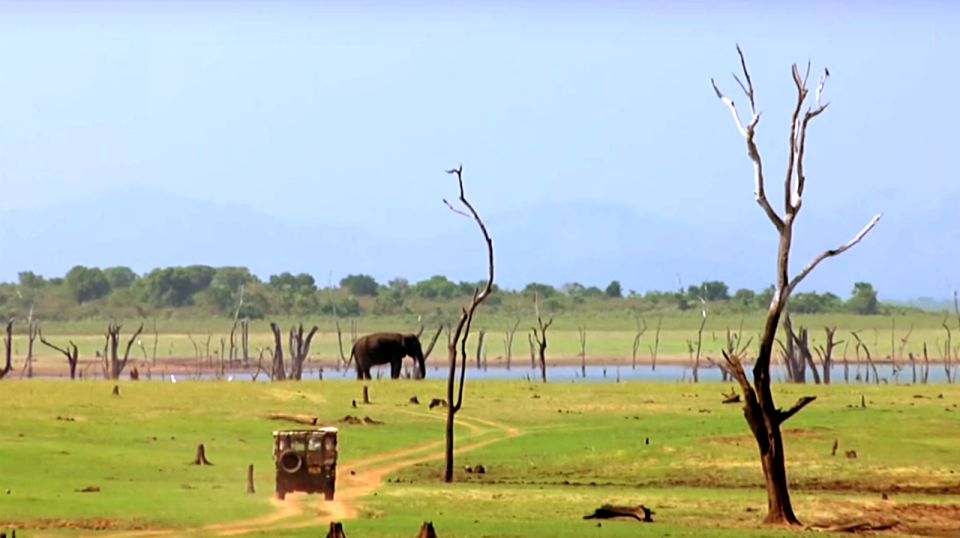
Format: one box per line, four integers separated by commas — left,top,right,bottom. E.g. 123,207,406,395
0,187,956,300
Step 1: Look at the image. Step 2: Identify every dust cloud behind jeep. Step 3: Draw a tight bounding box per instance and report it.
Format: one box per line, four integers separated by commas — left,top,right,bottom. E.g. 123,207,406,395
272,427,338,501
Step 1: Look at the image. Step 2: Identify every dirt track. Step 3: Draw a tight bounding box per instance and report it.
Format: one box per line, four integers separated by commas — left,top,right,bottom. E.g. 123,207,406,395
75,412,520,538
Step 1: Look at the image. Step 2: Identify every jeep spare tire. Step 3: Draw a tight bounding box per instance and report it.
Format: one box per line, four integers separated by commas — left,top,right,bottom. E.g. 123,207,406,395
279,450,303,474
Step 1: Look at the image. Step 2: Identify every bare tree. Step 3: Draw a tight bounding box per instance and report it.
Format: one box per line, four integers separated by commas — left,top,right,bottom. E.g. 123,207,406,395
288,323,319,381
228,285,245,366
577,326,587,377
269,322,286,381
851,331,880,384
690,298,707,383
1,319,13,379
441,165,494,483
475,329,486,370
151,319,160,366
649,317,662,371
503,317,520,370
105,322,145,380
631,318,647,370
814,327,841,385
40,329,80,380
23,310,38,379
712,46,880,525
531,294,553,383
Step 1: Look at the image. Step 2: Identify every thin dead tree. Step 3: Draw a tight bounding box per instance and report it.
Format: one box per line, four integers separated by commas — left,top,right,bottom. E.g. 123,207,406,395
475,329,486,370
288,323,319,381
691,298,707,383
527,333,536,369
649,317,662,371
269,322,286,381
503,317,520,370
814,327,841,385
105,322,145,380
228,285,245,365
577,326,587,377
441,165,495,483
23,310,39,379
631,318,647,370
335,319,359,370
943,316,956,384
422,323,445,362
851,331,880,384
1,319,13,379
151,319,159,366
531,293,553,383
712,46,881,525
40,329,80,379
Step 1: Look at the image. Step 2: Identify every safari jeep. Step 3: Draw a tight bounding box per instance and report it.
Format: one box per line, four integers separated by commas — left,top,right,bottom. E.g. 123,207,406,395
272,427,338,501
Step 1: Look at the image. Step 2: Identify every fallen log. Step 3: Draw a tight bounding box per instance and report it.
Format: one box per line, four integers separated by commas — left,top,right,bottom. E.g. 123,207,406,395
267,413,318,426
583,504,653,522
416,521,438,538
807,520,898,533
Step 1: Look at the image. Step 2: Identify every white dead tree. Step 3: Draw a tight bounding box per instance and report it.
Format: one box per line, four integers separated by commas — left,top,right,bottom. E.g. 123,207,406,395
712,45,881,525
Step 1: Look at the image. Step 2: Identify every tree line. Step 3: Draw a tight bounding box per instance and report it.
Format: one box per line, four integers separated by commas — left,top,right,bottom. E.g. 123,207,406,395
0,266,887,321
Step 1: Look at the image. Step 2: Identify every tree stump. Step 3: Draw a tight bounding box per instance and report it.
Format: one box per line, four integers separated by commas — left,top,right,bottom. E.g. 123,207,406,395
583,504,654,522
325,521,347,538
363,385,370,404
111,385,120,396
417,521,438,538
246,464,255,494
429,398,447,409
129,367,140,380
409,396,420,405
831,439,839,456
193,443,213,465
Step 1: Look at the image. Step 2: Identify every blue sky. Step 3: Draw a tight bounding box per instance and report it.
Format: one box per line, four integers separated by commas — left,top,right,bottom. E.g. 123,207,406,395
0,1,957,299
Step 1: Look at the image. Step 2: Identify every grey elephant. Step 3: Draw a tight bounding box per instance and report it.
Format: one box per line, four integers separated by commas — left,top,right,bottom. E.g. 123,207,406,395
348,332,426,380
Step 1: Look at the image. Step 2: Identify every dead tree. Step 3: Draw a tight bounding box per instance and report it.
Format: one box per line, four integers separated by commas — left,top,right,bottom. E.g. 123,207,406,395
851,331,880,384
649,317,662,371
631,318,647,369
23,308,38,379
39,329,80,379
722,325,753,383
527,333,536,369
228,285,245,366
531,294,553,383
475,329,486,369
441,165,495,483
269,322,286,381
335,319,359,370
577,326,587,377
503,317,520,370
783,317,821,384
288,323,319,381
942,317,956,384
422,324,444,362
814,327,841,385
151,319,159,366
105,322,145,380
691,300,707,383
712,46,880,525
0,319,13,379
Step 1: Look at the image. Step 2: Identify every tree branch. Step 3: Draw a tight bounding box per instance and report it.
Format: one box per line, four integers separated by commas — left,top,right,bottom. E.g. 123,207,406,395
778,396,816,424
786,213,882,295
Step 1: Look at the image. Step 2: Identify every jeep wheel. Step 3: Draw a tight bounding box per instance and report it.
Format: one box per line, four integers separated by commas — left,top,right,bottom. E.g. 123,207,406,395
278,449,304,474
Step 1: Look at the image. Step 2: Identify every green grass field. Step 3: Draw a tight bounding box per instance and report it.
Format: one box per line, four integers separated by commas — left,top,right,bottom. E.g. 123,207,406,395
1,380,958,537
12,311,959,369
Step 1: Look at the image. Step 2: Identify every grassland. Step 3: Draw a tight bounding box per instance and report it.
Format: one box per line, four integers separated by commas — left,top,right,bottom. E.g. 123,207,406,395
1,380,958,537
14,311,959,377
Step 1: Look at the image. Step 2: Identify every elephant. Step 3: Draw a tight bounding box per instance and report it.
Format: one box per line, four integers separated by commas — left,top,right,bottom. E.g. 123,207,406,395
348,332,426,380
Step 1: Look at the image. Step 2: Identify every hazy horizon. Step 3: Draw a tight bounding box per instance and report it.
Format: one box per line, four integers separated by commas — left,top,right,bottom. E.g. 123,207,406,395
1,1,957,301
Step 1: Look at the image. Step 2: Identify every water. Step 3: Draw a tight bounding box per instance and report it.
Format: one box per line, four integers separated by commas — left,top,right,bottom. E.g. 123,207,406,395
100,362,952,384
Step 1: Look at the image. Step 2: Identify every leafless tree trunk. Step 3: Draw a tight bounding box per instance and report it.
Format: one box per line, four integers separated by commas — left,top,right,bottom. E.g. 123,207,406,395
422,324,444,363
441,165,495,483
0,319,13,379
723,325,753,383
24,313,38,379
269,322,286,381
691,301,707,383
40,329,80,379
288,323,319,381
531,293,553,383
943,317,956,384
922,342,931,384
475,329,486,369
106,322,145,380
712,46,880,525
241,319,250,367
631,318,647,370
527,332,536,369
783,317,820,384
851,331,880,384
503,317,520,370
647,317,662,371
814,327,840,385
578,326,587,377
229,285,245,366
151,319,159,366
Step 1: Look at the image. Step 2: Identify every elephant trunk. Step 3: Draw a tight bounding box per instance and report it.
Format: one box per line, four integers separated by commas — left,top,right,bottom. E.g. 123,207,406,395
415,352,426,380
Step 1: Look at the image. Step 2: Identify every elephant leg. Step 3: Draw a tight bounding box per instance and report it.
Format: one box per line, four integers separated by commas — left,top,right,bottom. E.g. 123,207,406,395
390,360,402,379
